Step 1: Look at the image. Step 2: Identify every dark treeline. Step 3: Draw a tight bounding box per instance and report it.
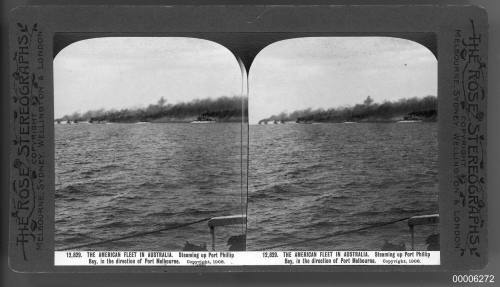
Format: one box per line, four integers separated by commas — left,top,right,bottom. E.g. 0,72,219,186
56,96,246,123
258,96,437,124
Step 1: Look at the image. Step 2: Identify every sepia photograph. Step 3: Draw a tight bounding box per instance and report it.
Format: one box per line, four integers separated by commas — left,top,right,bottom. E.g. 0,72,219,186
246,37,439,251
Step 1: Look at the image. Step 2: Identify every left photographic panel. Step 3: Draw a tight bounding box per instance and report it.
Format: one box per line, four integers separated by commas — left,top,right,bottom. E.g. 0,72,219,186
54,37,248,251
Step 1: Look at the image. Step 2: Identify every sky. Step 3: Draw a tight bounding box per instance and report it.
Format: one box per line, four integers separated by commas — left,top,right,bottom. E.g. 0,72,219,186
54,37,437,123
249,37,437,124
54,37,242,118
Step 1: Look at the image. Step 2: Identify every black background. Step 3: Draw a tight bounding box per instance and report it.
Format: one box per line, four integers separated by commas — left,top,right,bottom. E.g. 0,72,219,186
1,1,499,286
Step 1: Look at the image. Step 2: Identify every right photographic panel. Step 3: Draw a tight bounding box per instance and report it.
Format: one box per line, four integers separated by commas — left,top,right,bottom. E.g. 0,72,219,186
247,37,439,251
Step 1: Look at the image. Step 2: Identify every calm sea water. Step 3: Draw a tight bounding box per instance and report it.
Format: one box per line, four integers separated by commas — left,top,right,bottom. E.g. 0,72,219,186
55,122,438,251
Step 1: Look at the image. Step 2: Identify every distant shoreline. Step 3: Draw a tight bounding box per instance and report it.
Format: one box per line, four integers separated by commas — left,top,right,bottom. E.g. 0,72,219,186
54,119,437,125
55,96,246,124
258,96,437,125
54,119,244,124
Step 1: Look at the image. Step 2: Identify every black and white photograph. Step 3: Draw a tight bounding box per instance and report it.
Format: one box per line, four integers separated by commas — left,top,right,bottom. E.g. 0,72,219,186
54,37,248,251
54,36,439,253
5,2,495,278
246,37,439,251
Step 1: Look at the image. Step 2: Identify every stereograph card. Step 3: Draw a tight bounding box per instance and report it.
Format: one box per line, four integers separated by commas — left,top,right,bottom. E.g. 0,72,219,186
8,4,488,272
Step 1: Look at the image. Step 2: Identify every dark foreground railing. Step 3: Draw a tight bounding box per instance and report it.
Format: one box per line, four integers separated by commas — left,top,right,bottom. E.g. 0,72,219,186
408,214,439,250
208,215,247,251
57,213,438,252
